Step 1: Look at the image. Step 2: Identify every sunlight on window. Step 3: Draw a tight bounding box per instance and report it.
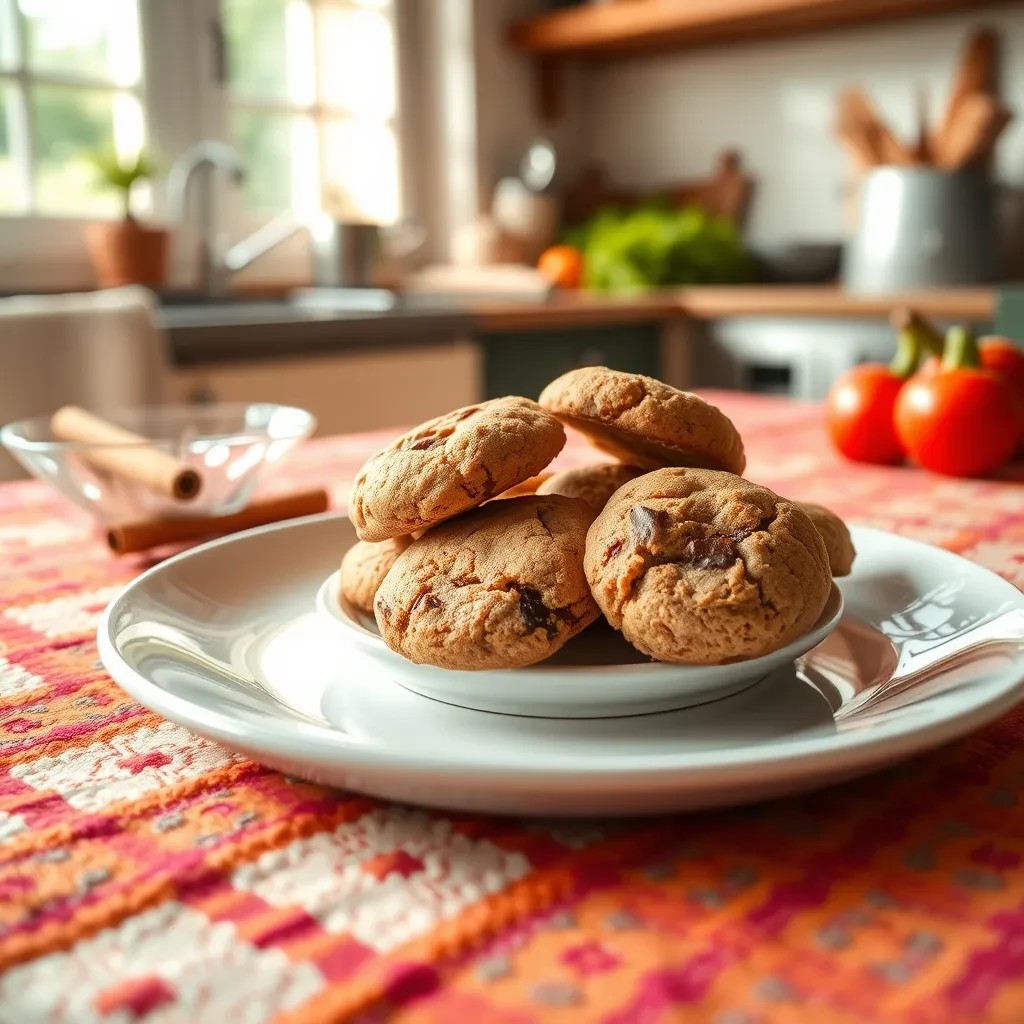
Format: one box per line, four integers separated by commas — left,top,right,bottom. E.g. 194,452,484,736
0,82,18,212
322,118,398,223
31,86,144,216
285,1,315,106
0,4,17,68
224,0,313,104
19,0,140,84
225,0,400,223
0,0,145,215
318,4,394,118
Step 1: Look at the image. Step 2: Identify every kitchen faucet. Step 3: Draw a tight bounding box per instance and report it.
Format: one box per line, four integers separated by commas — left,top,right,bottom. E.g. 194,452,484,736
167,141,302,297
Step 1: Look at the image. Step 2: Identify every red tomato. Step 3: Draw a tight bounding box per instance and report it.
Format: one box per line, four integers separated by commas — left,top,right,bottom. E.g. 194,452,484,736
894,368,1021,477
826,365,905,464
919,338,1024,395
978,336,1024,403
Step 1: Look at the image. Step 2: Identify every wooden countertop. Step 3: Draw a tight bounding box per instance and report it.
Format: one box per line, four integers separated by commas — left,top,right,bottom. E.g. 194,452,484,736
473,286,997,331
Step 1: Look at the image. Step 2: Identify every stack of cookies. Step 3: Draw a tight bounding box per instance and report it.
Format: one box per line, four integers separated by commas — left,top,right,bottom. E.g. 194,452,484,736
342,368,854,671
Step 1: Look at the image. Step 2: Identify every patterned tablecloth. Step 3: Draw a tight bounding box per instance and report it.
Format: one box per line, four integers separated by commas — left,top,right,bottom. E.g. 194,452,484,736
1,391,1024,1024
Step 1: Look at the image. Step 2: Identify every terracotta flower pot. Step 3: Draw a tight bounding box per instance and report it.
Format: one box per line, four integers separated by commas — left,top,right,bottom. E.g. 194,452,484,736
86,219,170,288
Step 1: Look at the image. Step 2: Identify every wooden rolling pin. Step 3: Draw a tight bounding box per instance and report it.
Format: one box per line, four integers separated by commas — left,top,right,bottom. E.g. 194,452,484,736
51,406,202,502
106,488,330,555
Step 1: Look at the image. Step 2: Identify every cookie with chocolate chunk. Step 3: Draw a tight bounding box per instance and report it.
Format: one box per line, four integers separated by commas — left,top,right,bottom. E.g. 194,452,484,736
349,397,565,542
539,367,745,474
374,496,599,670
339,536,412,614
537,463,644,513
493,472,553,500
796,502,856,577
585,468,831,664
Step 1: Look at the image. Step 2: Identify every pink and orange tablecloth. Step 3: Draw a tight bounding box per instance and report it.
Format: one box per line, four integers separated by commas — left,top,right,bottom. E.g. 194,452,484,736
2,392,1024,1023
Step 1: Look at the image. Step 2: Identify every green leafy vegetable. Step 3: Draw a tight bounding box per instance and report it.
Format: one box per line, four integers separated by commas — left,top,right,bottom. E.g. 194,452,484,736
565,202,753,293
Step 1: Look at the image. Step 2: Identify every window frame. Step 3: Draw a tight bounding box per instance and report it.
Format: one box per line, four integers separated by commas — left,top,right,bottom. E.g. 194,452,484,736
0,0,149,214
0,0,418,291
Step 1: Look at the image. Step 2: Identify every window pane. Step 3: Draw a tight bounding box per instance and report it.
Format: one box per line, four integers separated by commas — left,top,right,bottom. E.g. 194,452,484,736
20,0,141,85
0,82,21,211
0,2,19,69
224,0,314,104
322,118,397,223
233,109,317,213
318,4,394,118
31,85,133,215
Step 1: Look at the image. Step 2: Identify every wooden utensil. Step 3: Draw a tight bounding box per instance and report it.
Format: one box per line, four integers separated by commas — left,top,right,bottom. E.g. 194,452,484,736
933,29,999,165
51,406,202,502
106,488,330,555
935,92,1012,170
836,89,914,168
911,84,932,164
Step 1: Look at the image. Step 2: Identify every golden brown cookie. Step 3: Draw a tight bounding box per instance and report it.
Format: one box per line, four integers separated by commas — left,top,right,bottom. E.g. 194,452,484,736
539,367,745,474
374,496,600,670
339,536,412,614
585,468,831,664
349,398,565,542
796,502,856,577
493,472,553,500
536,463,645,513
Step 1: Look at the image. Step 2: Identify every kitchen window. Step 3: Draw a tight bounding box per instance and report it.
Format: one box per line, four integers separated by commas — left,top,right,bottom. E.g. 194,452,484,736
0,0,407,286
0,0,146,216
222,0,400,223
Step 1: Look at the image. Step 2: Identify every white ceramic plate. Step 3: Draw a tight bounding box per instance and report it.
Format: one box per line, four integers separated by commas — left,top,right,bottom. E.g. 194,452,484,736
316,570,844,717
99,514,1024,816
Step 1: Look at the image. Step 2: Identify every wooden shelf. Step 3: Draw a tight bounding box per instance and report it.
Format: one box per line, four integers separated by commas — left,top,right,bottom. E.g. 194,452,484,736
509,0,1007,59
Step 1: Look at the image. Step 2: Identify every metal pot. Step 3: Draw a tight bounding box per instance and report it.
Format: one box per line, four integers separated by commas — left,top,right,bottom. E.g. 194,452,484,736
843,168,1000,293
309,216,425,288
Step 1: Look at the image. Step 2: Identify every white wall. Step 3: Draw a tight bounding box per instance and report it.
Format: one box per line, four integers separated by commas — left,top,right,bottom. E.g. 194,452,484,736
472,0,586,210
574,6,1024,248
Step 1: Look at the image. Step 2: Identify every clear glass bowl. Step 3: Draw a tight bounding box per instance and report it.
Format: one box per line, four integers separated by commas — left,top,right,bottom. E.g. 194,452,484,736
1,403,316,522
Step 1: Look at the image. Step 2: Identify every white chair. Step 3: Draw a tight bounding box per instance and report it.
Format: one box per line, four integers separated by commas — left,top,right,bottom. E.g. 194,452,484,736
0,286,170,481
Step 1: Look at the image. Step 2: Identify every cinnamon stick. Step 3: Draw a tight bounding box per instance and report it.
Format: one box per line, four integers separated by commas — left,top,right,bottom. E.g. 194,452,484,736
51,406,202,502
106,488,330,555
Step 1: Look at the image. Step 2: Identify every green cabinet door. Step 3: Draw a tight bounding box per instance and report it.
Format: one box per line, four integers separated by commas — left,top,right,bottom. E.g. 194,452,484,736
480,324,660,400
996,287,1024,343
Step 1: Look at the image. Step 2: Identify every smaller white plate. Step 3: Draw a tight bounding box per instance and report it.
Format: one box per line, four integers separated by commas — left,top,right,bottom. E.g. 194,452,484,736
316,570,845,718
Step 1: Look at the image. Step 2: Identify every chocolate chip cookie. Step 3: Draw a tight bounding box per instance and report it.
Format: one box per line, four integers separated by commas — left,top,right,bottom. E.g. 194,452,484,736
585,468,831,664
339,536,412,614
494,472,553,500
796,502,855,577
537,463,645,513
349,397,565,542
539,367,745,474
374,495,600,670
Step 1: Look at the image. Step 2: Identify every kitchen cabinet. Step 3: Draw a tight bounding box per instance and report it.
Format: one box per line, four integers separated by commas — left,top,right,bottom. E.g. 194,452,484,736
996,288,1024,342
692,312,995,400
480,324,661,400
170,340,481,435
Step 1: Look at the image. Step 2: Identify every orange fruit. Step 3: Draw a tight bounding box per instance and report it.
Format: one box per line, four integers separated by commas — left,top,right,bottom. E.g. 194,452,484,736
537,245,583,289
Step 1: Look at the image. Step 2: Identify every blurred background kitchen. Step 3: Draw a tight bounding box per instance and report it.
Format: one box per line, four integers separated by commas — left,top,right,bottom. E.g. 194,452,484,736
1,0,1023,476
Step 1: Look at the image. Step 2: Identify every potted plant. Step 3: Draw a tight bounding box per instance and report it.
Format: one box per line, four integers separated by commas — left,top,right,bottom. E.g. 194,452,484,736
84,148,169,288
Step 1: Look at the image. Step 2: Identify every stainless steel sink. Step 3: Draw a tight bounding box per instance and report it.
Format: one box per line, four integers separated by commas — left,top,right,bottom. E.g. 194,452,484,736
157,301,304,329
